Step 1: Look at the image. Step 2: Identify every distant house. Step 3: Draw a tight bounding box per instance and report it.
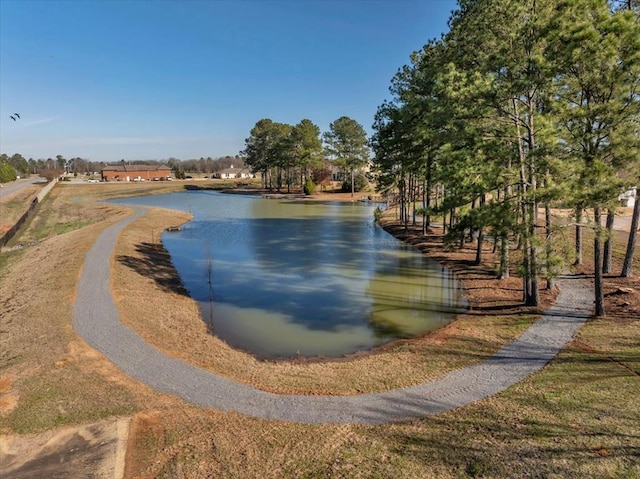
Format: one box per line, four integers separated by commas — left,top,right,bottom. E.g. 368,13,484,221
214,165,253,179
619,187,637,208
329,160,373,182
101,165,172,182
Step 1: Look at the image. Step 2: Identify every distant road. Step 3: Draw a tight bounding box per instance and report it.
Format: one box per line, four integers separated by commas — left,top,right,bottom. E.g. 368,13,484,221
0,176,43,200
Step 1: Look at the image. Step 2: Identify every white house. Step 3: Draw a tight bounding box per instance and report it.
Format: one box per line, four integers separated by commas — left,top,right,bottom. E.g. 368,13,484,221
214,165,254,180
619,187,637,208
329,160,373,182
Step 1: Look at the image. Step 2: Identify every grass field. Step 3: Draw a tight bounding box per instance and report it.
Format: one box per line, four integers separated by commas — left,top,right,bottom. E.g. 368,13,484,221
0,180,638,478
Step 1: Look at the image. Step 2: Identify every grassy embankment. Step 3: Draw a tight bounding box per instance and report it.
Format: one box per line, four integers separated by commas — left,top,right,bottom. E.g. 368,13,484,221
1,180,638,478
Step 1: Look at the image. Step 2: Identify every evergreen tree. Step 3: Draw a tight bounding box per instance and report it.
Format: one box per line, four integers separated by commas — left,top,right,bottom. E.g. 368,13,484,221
548,0,640,315
323,117,370,197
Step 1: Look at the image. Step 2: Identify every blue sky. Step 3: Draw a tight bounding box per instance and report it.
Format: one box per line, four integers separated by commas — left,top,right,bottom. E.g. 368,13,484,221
0,0,457,162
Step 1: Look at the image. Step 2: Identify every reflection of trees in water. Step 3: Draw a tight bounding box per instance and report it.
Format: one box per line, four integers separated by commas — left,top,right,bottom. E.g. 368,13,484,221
191,200,381,331
365,254,464,340
246,199,375,274
167,195,463,349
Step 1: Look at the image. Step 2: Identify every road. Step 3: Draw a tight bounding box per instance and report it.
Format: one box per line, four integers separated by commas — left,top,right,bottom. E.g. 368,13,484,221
0,176,43,199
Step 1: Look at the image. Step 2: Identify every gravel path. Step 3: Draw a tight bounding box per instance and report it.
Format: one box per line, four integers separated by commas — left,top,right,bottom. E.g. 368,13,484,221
73,208,594,425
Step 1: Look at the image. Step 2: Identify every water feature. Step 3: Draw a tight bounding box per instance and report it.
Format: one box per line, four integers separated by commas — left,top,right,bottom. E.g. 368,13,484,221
110,190,465,359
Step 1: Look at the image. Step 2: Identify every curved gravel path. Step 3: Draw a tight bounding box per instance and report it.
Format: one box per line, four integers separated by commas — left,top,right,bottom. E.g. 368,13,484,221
73,208,594,425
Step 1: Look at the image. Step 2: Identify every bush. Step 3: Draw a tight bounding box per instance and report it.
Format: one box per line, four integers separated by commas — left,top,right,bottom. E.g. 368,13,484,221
38,169,63,182
303,178,315,195
0,162,17,183
341,172,368,193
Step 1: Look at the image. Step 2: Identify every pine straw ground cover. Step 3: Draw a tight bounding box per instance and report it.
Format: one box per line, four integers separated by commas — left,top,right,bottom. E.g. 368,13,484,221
1,181,638,478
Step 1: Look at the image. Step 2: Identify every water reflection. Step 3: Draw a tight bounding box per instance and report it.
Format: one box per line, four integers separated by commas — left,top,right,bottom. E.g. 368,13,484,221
110,191,465,359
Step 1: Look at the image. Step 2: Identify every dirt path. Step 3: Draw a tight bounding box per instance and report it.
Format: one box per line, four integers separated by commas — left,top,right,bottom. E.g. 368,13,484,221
72,207,595,425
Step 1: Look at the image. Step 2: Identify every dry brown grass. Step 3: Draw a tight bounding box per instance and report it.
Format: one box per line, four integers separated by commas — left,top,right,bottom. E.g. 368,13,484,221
0,184,42,234
1,182,639,478
0,210,144,433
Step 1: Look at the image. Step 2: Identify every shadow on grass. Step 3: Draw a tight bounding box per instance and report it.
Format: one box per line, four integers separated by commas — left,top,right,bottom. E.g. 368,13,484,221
116,242,190,297
358,338,640,478
372,411,640,478
362,390,638,478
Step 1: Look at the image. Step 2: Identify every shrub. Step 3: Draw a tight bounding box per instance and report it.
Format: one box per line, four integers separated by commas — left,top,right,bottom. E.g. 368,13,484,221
303,178,315,195
341,172,368,193
38,169,63,182
0,162,17,183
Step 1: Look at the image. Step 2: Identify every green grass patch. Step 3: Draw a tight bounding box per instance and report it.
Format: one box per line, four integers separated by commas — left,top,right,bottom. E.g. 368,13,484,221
0,249,24,279
7,363,139,434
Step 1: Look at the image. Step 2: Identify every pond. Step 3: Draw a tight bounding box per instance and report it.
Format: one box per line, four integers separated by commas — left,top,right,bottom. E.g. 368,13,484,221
110,190,466,359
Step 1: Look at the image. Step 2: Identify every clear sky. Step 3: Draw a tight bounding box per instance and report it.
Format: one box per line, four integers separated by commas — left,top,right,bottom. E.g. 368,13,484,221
0,0,457,163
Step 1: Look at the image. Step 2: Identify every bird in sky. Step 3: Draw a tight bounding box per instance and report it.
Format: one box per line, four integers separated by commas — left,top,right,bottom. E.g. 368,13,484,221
10,113,20,121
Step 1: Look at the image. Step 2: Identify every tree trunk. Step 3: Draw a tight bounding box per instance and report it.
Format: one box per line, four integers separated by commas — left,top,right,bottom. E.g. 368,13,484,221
475,228,484,265
277,166,283,192
423,178,430,234
350,168,355,198
594,207,605,317
410,174,417,226
424,163,432,233
622,194,640,277
441,186,447,234
399,177,407,230
545,201,555,290
603,209,615,274
499,232,510,279
574,206,583,265
513,98,531,302
475,194,486,265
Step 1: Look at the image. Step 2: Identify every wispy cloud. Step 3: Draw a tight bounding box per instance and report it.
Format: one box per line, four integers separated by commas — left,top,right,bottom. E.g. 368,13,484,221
1,114,59,128
21,117,59,127
62,136,204,146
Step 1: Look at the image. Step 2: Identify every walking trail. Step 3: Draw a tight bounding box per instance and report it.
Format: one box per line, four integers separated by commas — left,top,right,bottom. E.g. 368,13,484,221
73,208,594,425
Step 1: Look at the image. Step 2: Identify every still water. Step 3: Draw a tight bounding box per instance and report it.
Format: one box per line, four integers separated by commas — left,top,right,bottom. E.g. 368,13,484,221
111,191,465,359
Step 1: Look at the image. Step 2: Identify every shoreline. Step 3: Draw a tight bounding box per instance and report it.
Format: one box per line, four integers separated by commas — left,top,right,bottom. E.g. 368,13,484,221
154,191,485,365
112,191,552,372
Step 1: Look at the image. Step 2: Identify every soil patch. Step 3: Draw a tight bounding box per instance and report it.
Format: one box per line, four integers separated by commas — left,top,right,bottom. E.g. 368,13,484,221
0,417,130,479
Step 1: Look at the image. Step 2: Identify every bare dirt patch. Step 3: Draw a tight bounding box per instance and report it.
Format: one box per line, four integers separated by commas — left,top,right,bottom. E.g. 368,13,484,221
0,417,130,479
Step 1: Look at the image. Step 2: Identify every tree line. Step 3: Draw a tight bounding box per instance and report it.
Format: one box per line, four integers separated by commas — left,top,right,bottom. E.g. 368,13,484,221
0,153,247,182
370,0,639,316
241,116,370,196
